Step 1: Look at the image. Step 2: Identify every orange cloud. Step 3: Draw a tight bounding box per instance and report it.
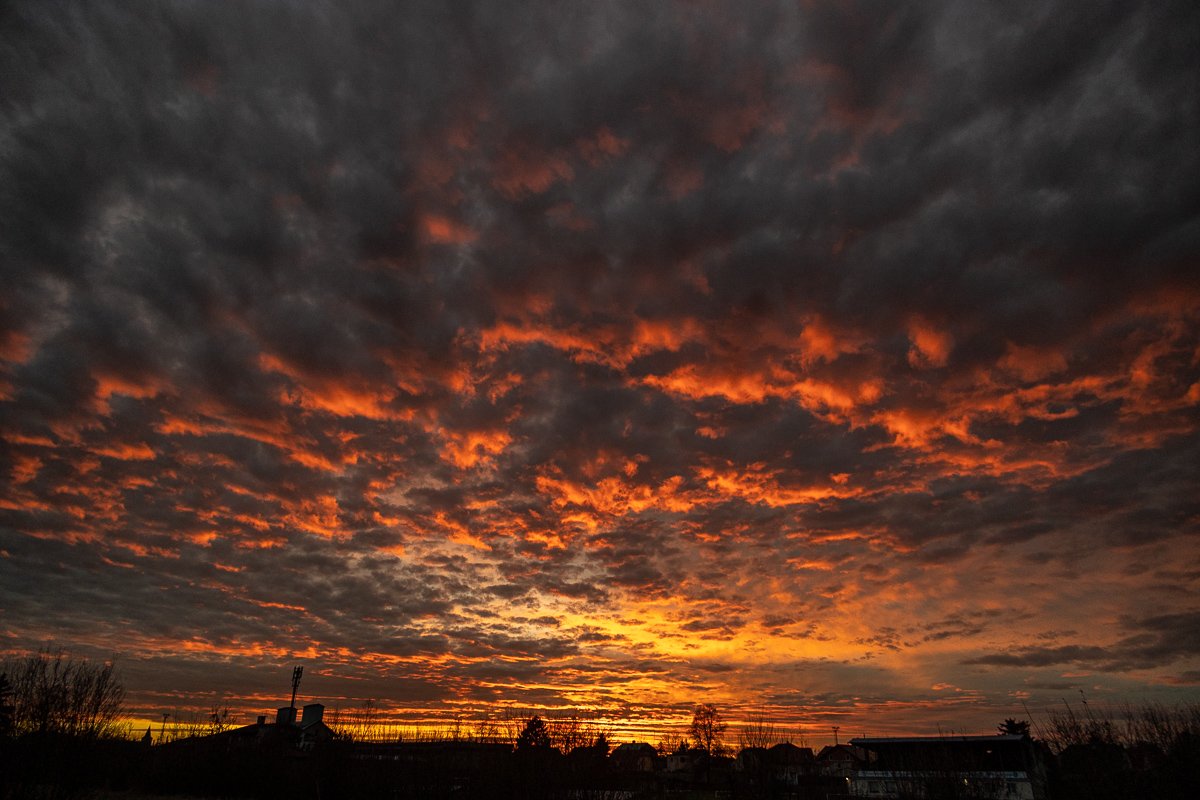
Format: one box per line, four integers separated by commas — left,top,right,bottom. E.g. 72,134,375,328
642,362,883,423
8,454,41,484
706,97,770,152
0,329,33,364
285,494,343,538
696,464,864,508
479,316,704,369
492,144,574,198
797,316,864,364
432,510,490,550
907,319,954,368
258,352,404,421
998,342,1069,382
440,428,513,469
420,213,477,245
91,442,157,461
576,126,630,166
536,470,695,521
872,407,976,449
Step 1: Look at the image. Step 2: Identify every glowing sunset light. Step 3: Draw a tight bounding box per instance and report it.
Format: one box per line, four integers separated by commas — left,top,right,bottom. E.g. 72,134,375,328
1,0,1198,750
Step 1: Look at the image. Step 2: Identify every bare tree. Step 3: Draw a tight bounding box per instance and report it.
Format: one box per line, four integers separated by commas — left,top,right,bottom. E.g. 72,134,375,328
739,708,784,749
208,705,234,735
1040,699,1200,753
2,648,125,739
0,672,14,738
351,698,386,742
689,703,728,756
326,703,344,737
656,732,688,756
472,713,501,742
547,713,607,753
500,708,527,747
165,708,209,742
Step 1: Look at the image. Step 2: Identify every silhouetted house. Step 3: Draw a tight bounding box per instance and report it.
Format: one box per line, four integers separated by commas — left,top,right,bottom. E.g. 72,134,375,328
565,741,611,775
662,751,734,790
343,740,515,798
735,746,773,795
293,703,335,748
769,741,816,784
225,704,333,750
666,746,704,772
736,745,769,772
155,703,334,759
611,741,658,772
352,739,511,770
731,742,833,797
848,734,1047,799
818,743,870,777
694,753,735,786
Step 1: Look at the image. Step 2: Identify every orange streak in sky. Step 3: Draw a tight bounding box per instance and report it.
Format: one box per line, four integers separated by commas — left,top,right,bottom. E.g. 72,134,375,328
420,213,477,244
91,442,157,461
492,144,574,198
258,352,404,421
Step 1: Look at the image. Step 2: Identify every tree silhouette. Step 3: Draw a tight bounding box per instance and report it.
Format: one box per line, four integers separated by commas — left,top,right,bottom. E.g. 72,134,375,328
656,733,688,756
2,648,125,738
208,705,234,735
0,673,13,738
515,715,552,751
689,703,727,755
998,718,1031,736
739,708,784,749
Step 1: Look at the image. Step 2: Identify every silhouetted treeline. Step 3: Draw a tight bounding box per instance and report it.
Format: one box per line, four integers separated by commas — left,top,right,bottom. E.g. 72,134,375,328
1037,700,1200,800
1,648,124,739
2,653,1198,800
0,649,133,799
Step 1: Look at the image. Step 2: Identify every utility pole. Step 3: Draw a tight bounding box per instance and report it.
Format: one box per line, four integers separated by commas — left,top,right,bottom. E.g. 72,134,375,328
832,725,840,746
290,666,303,709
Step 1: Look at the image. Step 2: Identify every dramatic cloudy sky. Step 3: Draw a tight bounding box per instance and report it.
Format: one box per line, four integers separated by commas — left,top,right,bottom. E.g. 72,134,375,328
2,1,1198,740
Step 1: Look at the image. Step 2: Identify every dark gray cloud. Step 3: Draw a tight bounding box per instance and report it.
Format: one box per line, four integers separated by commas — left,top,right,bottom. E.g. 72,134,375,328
964,611,1200,672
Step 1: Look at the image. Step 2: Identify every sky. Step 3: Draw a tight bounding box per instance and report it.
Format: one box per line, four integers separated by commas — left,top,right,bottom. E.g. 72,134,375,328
1,0,1198,744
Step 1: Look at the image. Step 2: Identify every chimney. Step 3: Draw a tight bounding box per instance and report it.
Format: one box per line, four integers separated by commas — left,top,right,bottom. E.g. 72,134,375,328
276,706,297,726
257,715,266,726
301,703,324,726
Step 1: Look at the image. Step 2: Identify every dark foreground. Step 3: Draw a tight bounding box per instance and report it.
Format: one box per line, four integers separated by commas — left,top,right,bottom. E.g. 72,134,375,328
1,730,1198,800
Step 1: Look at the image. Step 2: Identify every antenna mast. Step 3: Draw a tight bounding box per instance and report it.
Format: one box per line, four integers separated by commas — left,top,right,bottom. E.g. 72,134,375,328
290,666,303,709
